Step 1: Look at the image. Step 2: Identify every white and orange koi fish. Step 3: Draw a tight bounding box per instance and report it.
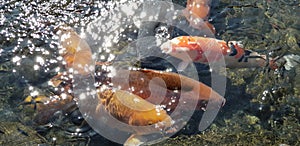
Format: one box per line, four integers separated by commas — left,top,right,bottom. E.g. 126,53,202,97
160,36,279,71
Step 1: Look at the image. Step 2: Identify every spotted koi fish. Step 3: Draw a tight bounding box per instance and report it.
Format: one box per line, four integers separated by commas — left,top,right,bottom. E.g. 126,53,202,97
160,36,279,71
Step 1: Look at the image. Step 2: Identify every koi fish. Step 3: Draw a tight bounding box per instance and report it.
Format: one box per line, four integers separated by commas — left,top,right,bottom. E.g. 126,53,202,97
160,36,279,71
21,94,77,125
183,0,216,34
109,69,225,111
96,89,172,130
56,26,94,75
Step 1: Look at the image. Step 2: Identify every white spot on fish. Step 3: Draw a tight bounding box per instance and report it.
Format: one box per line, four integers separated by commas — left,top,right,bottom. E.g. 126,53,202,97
133,97,140,103
174,47,190,52
171,38,181,45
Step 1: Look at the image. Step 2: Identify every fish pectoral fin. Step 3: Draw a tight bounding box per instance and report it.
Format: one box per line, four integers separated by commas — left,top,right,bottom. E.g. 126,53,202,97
124,134,146,146
177,61,190,71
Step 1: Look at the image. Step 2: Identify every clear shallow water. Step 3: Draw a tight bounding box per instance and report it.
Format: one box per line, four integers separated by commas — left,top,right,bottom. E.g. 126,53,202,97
0,0,299,145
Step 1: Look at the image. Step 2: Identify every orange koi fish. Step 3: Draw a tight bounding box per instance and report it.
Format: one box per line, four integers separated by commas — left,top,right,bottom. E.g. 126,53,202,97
56,26,93,75
161,36,278,71
110,69,225,111
96,89,174,145
96,89,172,129
183,0,216,34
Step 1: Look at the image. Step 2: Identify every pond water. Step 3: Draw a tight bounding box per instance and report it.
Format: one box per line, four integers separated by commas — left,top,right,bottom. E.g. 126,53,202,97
0,0,299,145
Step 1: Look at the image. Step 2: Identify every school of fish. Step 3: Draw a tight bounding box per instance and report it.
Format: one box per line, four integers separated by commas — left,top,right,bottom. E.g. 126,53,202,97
21,0,296,145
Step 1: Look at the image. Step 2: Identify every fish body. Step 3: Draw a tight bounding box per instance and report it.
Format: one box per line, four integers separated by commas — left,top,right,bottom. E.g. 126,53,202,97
56,26,93,75
97,89,172,132
161,36,278,70
21,94,76,125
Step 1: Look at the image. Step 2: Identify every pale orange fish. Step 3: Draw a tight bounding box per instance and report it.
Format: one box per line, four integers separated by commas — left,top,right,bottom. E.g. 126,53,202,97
161,36,279,71
56,26,94,75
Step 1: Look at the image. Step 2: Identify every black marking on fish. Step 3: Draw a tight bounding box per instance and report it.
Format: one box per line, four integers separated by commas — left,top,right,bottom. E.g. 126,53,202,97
243,50,252,62
244,56,248,62
229,43,237,56
20,99,44,111
238,55,244,62
247,56,264,59
244,50,252,56
237,50,255,62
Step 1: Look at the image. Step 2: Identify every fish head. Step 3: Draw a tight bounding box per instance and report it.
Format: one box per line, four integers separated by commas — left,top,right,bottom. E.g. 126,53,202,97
56,27,78,54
